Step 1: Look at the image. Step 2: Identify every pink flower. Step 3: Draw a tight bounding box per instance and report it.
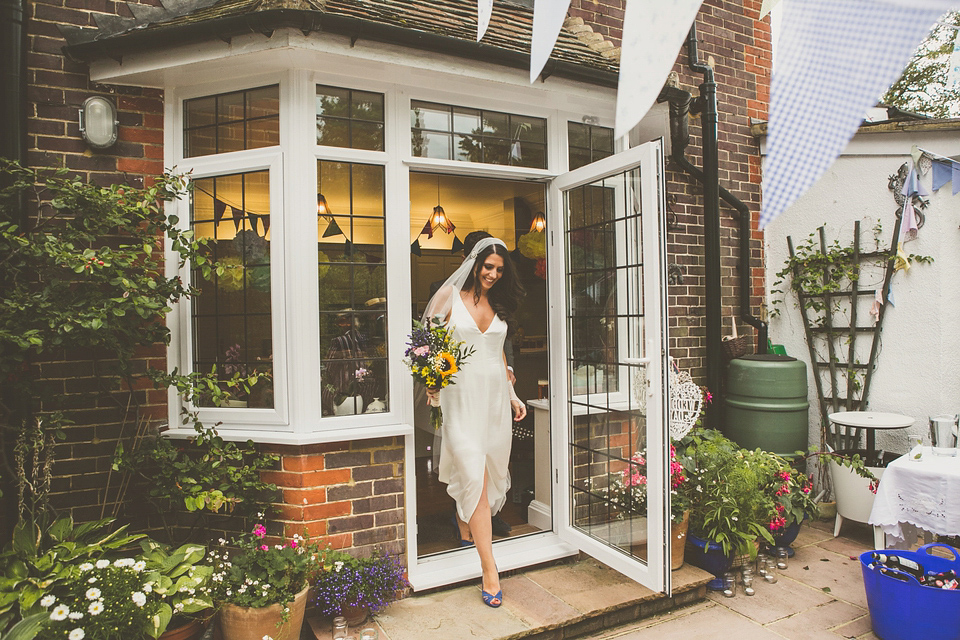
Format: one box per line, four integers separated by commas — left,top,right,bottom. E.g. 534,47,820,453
253,524,267,538
289,539,298,548
413,346,430,356
260,545,268,551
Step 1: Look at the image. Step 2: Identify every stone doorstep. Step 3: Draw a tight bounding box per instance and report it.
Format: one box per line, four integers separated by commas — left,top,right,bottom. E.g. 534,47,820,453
305,557,713,640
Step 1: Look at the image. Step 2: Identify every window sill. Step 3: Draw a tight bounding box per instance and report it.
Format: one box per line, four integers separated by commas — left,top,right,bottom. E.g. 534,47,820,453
160,422,414,445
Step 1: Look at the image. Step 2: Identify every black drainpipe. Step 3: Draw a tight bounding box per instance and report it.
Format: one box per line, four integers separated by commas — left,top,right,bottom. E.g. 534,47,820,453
685,26,723,422
657,27,769,423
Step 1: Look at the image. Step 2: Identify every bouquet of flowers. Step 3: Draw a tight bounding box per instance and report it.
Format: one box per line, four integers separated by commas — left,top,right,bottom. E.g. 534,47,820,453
404,315,474,430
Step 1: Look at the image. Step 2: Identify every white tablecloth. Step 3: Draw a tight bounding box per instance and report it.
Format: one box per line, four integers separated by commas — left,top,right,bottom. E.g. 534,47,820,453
869,446,960,544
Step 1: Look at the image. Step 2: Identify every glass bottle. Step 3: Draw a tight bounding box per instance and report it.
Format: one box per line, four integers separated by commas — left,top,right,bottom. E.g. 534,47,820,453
722,572,735,597
332,616,348,640
776,547,789,570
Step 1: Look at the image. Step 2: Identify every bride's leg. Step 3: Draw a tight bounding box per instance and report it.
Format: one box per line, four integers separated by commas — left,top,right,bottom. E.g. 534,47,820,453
468,471,500,601
455,511,472,542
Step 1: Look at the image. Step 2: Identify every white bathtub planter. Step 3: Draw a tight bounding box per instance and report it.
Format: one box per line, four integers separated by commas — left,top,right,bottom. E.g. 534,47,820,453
826,448,888,549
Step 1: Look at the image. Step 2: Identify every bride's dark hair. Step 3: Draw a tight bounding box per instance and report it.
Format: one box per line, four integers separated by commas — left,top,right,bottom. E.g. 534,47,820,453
464,243,525,336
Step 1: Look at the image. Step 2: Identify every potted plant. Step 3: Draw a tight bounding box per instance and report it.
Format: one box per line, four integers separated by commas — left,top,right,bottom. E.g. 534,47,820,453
677,429,810,585
762,457,819,556
137,541,214,640
207,524,317,640
310,548,408,626
33,558,166,640
598,444,691,570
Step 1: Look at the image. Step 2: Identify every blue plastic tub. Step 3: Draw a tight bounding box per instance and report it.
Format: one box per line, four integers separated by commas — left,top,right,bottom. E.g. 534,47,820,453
860,543,960,640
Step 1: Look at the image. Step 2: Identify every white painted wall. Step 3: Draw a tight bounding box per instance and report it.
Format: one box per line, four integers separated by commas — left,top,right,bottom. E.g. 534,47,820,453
762,127,960,454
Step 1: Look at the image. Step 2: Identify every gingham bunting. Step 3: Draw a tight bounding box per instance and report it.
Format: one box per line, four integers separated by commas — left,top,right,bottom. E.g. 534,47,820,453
759,0,951,229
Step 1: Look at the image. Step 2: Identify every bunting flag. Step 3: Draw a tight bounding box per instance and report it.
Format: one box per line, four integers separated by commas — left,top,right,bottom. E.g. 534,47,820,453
249,213,261,237
323,218,344,238
213,199,227,226
344,239,353,255
614,0,703,139
231,206,243,233
760,0,782,18
933,159,953,192
411,239,422,256
759,0,948,229
477,0,493,41
529,0,572,83
451,235,464,254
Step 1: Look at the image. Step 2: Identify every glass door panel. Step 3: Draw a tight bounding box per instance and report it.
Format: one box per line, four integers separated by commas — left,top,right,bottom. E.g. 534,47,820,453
552,140,669,594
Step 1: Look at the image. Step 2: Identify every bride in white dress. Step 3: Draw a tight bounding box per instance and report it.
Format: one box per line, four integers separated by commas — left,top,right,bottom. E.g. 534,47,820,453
425,236,526,608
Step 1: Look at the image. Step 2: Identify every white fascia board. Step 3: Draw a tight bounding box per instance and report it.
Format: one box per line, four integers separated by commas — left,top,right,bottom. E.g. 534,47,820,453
88,28,615,119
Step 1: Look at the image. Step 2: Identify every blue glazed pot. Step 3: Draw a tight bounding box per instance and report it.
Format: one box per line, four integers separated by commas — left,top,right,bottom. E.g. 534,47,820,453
686,533,734,590
769,519,802,558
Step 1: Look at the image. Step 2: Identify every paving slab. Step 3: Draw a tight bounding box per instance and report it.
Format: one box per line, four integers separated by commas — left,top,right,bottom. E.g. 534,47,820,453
375,581,529,640
782,542,868,608
498,573,581,629
832,611,877,639
764,600,869,640
705,567,835,625
524,558,655,614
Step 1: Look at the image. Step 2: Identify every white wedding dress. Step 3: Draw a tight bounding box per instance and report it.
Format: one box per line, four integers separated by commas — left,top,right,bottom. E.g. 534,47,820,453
438,292,513,523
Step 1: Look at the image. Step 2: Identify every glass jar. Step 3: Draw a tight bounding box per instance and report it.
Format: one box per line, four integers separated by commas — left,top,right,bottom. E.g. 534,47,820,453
360,628,379,640
332,616,348,640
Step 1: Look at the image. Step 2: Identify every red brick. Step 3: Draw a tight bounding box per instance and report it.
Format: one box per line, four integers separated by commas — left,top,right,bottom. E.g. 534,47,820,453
283,455,325,472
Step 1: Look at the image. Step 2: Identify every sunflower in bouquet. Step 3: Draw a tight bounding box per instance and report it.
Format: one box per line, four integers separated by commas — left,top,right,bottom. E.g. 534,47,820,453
404,315,474,429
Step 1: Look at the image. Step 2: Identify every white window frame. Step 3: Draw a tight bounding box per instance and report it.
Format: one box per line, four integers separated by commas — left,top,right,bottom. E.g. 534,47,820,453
162,50,624,450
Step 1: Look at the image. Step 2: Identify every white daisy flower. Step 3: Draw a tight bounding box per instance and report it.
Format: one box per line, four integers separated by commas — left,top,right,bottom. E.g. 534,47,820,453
69,628,85,640
88,602,104,616
78,563,94,572
95,560,109,569
50,605,70,621
68,612,83,620
40,595,56,608
132,561,146,572
85,588,101,600
142,584,153,593
132,592,147,607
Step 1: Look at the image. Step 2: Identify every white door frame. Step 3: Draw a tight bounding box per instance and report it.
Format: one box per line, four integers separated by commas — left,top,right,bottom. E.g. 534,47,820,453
548,139,671,594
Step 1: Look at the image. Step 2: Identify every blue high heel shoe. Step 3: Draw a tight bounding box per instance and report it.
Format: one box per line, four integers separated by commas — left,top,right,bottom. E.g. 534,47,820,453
481,588,502,608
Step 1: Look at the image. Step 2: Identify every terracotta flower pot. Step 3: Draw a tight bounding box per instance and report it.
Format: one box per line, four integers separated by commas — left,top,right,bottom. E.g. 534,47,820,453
218,586,309,640
340,603,369,627
670,510,689,571
159,617,205,640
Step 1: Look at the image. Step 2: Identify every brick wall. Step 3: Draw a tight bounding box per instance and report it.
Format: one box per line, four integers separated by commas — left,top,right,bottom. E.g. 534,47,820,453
14,0,168,529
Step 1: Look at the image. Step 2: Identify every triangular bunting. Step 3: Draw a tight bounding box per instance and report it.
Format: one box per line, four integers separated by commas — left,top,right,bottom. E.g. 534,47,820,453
529,0,572,82
323,218,343,238
451,235,464,254
421,219,434,239
213,199,227,225
261,216,270,237
248,213,261,236
411,239,422,256
933,159,953,192
476,0,493,41
344,239,353,255
231,206,243,233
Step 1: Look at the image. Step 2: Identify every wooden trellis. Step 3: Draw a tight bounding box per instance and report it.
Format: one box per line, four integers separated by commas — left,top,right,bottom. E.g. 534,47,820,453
786,218,902,451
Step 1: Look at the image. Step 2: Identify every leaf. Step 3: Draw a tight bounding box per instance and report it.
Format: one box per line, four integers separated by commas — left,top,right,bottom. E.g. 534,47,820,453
3,612,47,640
821,586,831,593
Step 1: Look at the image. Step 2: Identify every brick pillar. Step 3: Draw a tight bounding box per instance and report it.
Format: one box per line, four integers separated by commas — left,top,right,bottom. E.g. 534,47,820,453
263,437,405,560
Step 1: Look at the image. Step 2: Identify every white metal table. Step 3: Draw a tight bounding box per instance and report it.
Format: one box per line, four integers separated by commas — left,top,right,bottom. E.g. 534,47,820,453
827,411,914,452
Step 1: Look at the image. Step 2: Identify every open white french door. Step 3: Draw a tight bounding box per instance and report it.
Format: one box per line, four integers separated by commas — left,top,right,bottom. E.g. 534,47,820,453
549,139,671,594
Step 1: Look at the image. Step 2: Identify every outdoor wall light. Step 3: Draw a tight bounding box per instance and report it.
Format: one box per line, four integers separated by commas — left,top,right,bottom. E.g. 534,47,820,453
78,96,118,149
